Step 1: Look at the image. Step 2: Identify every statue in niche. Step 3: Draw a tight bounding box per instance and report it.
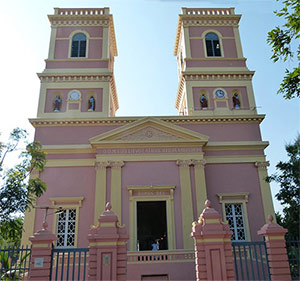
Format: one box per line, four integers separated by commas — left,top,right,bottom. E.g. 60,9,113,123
200,94,208,109
53,95,62,112
232,93,241,109
88,96,96,111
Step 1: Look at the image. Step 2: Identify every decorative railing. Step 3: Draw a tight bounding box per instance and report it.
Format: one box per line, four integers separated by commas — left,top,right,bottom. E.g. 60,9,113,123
127,250,195,264
55,8,109,16
232,241,271,281
286,237,300,280
183,8,233,16
50,248,89,281
0,245,31,281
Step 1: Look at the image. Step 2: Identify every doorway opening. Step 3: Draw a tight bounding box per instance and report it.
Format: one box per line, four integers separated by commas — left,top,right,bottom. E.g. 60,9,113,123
137,201,168,251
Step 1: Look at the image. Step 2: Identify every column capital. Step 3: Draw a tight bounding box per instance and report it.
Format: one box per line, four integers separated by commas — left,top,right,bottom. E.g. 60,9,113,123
255,161,270,170
176,159,192,168
95,161,110,170
110,161,124,169
191,159,206,168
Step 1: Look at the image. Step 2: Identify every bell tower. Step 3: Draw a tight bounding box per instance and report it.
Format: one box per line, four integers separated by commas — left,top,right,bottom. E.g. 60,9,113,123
174,8,257,116
37,8,118,118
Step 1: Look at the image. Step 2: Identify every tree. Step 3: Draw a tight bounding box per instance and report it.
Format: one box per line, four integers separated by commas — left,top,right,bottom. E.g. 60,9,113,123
267,0,300,99
266,135,300,238
0,128,47,245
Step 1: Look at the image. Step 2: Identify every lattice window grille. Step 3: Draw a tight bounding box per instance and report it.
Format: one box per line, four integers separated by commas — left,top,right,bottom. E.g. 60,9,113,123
56,209,76,247
225,203,246,241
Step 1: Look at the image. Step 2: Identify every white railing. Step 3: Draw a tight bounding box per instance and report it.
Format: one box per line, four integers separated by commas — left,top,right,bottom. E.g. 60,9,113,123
183,8,233,16
127,250,195,263
55,8,109,16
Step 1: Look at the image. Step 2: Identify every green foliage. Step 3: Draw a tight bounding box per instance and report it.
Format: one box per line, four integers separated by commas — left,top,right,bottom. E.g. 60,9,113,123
0,218,23,247
266,135,300,238
0,128,47,245
267,0,300,99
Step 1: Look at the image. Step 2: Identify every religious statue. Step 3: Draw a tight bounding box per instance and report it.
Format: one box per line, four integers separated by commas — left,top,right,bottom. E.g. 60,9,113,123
53,95,62,112
232,93,241,109
200,94,208,109
88,96,96,111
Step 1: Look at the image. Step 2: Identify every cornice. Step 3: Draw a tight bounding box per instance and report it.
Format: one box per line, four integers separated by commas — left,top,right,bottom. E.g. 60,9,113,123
29,115,265,127
37,72,113,83
175,71,254,109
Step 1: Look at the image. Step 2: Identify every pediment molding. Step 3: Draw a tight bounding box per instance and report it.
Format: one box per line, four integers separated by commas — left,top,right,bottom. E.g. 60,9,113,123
89,117,209,147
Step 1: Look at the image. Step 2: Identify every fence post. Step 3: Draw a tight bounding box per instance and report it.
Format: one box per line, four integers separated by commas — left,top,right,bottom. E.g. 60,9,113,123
191,200,235,281
28,221,58,280
258,215,292,281
87,202,129,281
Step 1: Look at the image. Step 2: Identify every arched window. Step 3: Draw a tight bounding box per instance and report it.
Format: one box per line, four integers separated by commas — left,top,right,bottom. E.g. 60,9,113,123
205,32,221,57
71,33,87,57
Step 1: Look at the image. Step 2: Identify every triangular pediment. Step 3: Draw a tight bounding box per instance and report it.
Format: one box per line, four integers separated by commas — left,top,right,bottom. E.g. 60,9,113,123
89,117,209,146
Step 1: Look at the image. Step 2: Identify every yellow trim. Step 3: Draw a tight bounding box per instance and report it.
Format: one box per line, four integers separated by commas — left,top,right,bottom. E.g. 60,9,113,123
50,197,84,207
94,162,109,224
21,208,36,246
255,162,276,223
110,162,124,222
196,238,231,243
89,241,126,246
205,219,220,224
32,243,50,248
48,26,57,60
89,117,209,144
265,235,285,241
193,161,207,217
177,161,194,249
100,222,116,227
127,186,176,251
217,193,251,241
50,198,84,248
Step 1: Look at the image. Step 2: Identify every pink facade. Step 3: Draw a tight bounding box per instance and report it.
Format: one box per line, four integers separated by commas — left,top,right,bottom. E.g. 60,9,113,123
23,7,277,281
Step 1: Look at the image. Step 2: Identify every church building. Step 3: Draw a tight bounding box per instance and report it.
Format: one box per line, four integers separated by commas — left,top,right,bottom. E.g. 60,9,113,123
22,7,275,280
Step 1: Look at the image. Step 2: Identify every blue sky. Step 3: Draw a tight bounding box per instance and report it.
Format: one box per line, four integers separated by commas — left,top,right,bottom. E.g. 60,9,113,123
0,0,299,213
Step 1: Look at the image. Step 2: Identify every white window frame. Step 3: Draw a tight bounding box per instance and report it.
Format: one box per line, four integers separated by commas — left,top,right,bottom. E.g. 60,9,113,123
50,197,84,248
217,193,251,241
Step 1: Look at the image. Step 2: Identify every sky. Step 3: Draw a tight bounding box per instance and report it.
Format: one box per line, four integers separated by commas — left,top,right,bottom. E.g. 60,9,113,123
0,0,299,213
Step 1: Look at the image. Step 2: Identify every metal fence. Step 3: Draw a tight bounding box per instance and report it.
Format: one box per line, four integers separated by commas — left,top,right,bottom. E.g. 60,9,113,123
286,237,300,280
232,241,271,281
50,248,89,281
0,245,31,281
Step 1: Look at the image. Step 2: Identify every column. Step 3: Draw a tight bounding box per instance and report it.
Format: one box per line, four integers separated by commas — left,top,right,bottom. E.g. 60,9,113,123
94,161,110,225
21,169,39,246
191,200,235,281
87,203,129,281
110,161,124,222
177,159,194,249
258,215,291,281
255,161,276,223
28,222,58,281
192,160,207,216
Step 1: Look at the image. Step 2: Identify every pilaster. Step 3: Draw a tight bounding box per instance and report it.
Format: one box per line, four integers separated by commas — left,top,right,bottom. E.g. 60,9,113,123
110,161,124,222
176,159,194,249
255,161,276,223
192,160,207,216
94,161,110,225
